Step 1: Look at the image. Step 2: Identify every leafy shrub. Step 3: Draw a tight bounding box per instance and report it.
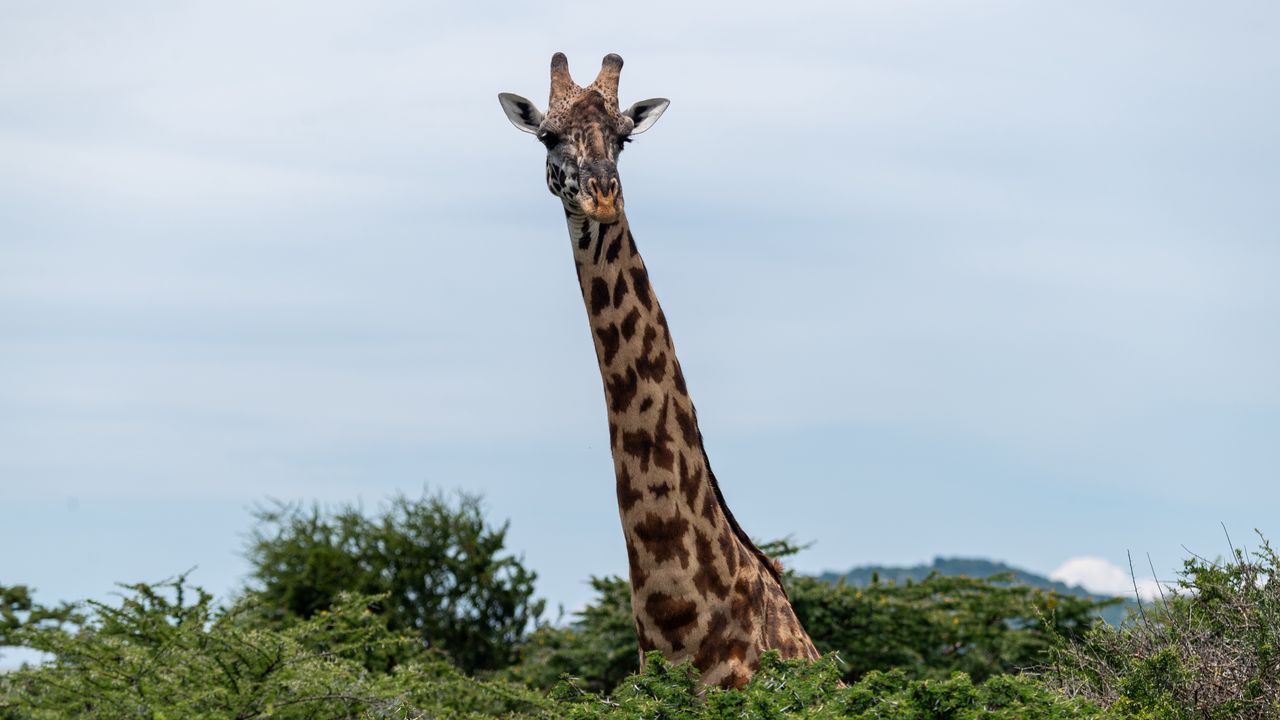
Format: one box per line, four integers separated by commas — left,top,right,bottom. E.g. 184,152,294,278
547,652,1114,719
2,579,1111,720
509,564,1111,690
245,490,544,673
1,585,78,650
509,575,637,692
1049,534,1280,718
10,494,1276,719
0,577,548,720
792,571,1107,683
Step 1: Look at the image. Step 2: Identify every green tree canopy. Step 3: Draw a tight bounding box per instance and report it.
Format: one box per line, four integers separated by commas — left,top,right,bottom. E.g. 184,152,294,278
0,578,549,720
1050,535,1280,718
244,490,544,673
1,584,78,654
511,543,1113,691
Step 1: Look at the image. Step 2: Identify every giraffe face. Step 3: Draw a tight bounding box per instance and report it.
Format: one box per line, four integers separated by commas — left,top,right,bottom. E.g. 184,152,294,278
499,54,669,224
538,91,628,222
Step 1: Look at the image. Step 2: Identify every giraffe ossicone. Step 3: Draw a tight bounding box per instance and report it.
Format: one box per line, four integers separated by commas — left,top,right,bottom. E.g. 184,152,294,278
499,53,820,689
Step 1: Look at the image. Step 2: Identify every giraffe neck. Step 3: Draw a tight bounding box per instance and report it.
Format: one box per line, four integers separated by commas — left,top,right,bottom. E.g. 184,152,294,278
564,207,781,620
561,206,820,688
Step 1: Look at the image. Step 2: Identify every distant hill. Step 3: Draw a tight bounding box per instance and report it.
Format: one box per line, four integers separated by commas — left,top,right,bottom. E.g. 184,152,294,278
817,557,1137,626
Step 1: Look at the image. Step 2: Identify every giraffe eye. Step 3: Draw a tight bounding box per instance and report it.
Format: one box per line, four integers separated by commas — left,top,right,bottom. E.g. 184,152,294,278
537,130,561,147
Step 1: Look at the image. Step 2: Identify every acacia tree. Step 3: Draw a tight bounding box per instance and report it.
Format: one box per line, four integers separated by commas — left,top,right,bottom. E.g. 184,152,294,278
245,490,544,673
1049,535,1280,718
0,578,548,720
510,540,1112,691
1,584,78,655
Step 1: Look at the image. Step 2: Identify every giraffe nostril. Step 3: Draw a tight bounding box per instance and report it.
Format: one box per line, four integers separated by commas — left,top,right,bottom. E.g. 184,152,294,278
587,177,599,194
609,178,619,195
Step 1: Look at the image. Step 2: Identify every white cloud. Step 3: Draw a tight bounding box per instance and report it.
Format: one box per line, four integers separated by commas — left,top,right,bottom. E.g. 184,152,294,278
1051,556,1166,602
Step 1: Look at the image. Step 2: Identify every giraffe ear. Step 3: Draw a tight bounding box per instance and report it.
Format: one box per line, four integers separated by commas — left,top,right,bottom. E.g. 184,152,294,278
498,92,545,134
623,98,669,135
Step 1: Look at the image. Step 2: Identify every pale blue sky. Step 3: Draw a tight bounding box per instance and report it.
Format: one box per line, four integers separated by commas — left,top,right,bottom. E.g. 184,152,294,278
2,0,1278,660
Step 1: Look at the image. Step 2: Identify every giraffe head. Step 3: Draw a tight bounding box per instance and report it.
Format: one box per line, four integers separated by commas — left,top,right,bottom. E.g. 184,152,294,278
499,53,669,224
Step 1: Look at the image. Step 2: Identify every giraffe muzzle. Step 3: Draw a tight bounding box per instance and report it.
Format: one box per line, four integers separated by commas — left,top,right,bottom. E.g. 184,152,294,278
583,176,622,224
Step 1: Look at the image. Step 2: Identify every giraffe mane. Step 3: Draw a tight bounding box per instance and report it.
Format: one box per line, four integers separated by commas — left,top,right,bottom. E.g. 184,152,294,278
697,442,788,594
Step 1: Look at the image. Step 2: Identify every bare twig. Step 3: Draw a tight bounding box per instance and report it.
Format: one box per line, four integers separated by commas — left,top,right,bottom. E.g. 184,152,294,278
1127,551,1148,626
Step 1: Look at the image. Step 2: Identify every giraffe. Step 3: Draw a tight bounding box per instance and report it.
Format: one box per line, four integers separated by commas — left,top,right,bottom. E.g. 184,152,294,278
498,53,821,689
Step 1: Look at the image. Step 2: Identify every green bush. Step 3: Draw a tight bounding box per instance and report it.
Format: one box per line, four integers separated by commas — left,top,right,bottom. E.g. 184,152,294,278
544,652,1113,719
508,563,1111,691
0,577,548,720
1,579,1112,720
1,585,78,650
509,575,637,692
244,490,544,673
7,493,1275,719
792,571,1106,683
1049,534,1280,718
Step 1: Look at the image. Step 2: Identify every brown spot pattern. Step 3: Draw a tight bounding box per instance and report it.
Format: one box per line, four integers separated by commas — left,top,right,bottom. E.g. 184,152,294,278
632,512,690,566
605,233,624,263
620,307,641,340
635,618,658,651
593,223,608,263
678,453,702,509
627,542,649,588
693,611,749,674
674,403,698,445
640,324,657,355
693,528,731,599
565,209,825,687
651,396,675,471
630,267,652,309
617,465,642,512
606,368,638,413
622,429,654,471
590,277,610,315
644,592,698,650
635,328,668,382
595,323,620,365
647,481,671,498
718,529,741,577
636,354,668,383
612,271,629,307
731,575,761,635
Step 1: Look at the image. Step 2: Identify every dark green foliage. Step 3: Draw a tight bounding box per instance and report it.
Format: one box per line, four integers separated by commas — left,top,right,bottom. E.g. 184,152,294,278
6,495,1276,719
0,577,549,720
245,491,544,673
548,652,1115,719
507,565,1111,690
0,585,78,650
0,582,1109,720
1049,534,1280,718
791,571,1109,683
508,576,637,692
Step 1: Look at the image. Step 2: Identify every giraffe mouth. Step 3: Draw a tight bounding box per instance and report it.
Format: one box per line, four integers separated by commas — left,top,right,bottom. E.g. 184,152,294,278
581,179,622,223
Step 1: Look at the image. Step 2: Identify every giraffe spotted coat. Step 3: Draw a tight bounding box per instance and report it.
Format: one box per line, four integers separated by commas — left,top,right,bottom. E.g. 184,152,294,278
499,52,821,689
569,210,820,688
